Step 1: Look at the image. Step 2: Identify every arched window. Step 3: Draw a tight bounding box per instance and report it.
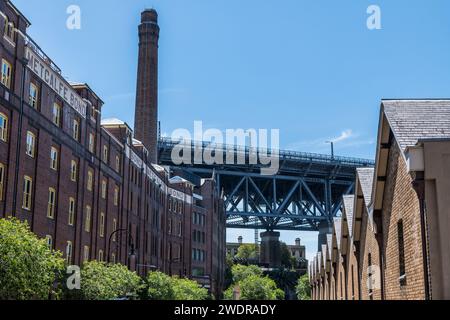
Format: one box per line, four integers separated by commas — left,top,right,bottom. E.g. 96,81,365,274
71,160,78,181
47,187,56,219
66,241,73,264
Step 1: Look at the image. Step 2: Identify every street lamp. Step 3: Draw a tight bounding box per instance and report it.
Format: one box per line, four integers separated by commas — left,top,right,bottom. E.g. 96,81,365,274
326,141,335,159
108,228,136,263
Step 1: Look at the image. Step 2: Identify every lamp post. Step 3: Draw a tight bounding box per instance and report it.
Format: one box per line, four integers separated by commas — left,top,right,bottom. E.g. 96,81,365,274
326,141,335,159
108,228,136,264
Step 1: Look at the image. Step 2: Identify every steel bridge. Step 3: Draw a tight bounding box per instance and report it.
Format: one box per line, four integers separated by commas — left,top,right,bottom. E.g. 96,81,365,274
158,137,374,233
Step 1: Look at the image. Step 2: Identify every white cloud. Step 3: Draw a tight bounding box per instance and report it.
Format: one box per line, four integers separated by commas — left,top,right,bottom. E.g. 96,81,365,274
330,129,353,143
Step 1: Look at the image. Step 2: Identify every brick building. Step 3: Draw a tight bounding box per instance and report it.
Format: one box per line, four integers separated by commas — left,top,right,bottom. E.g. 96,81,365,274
0,0,225,297
310,99,450,300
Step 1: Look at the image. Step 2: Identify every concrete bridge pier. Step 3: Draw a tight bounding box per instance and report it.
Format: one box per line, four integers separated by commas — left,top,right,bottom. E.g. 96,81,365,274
318,220,333,251
260,231,281,268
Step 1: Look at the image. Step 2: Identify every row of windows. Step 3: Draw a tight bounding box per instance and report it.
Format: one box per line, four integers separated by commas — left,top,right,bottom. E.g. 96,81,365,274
193,212,206,226
192,230,206,244
168,197,183,214
3,16,16,43
168,217,182,237
61,239,115,264
0,60,122,173
22,175,117,237
192,249,206,262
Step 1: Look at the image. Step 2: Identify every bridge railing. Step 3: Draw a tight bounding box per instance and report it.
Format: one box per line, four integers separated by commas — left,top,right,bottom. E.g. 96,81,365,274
159,137,374,167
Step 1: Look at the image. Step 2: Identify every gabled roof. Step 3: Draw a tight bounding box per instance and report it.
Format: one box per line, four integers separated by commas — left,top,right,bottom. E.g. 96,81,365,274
372,100,450,220
342,195,355,236
382,100,450,152
326,234,333,259
356,167,374,208
333,217,342,250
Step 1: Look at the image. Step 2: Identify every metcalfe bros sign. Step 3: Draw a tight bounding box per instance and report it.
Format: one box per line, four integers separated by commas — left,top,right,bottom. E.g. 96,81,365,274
25,46,87,118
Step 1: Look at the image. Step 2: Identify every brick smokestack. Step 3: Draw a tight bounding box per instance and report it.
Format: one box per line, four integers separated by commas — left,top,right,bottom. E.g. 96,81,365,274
134,9,159,163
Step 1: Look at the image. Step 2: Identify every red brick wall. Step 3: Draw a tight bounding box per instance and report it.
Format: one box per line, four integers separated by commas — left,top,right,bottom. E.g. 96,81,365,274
358,207,382,300
381,141,425,300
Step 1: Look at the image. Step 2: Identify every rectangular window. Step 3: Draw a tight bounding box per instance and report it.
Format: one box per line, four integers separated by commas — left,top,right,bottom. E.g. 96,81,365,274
88,133,95,153
66,241,73,264
114,186,119,206
70,160,77,181
83,245,90,262
22,176,32,210
112,218,117,242
45,235,52,249
85,205,91,232
1,59,12,89
98,250,104,262
29,83,38,108
50,147,58,170
178,221,182,237
0,163,5,201
52,103,61,127
115,155,120,172
168,218,172,235
101,180,107,199
0,112,9,142
26,131,36,158
99,212,105,237
111,253,116,264
68,197,75,226
47,188,56,219
72,119,79,141
398,220,407,285
87,170,93,191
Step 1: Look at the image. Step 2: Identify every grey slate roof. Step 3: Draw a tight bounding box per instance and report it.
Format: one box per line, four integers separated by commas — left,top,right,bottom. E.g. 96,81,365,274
326,234,333,257
343,195,355,235
357,167,374,208
322,245,328,266
383,100,450,151
333,217,342,249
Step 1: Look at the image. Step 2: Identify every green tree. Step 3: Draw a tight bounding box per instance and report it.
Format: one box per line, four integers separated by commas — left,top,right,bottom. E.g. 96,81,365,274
0,218,65,300
296,274,311,300
146,271,174,300
79,261,143,300
280,242,296,269
239,274,284,300
172,277,209,300
231,264,262,283
235,244,258,261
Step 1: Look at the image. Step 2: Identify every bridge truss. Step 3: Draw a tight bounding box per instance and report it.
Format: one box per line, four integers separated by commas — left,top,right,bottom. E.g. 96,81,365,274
158,138,374,232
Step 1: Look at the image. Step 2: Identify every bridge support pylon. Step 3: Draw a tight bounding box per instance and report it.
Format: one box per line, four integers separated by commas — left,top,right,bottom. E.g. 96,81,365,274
260,231,281,268
318,220,333,251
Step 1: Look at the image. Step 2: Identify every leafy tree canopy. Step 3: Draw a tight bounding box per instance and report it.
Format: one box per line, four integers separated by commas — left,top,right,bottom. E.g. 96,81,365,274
296,274,311,300
146,271,175,300
235,244,258,261
172,277,209,300
0,218,65,300
239,274,284,300
79,261,143,300
231,264,262,283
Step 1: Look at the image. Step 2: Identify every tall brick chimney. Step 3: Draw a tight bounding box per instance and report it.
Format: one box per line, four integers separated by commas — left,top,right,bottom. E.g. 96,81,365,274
134,9,159,163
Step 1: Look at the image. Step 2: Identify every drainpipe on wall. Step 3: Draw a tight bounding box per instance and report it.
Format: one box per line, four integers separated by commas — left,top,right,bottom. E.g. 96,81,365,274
406,145,432,300
11,57,28,216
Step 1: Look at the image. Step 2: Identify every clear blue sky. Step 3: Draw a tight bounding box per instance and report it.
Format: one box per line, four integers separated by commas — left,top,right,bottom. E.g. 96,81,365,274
14,0,450,260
